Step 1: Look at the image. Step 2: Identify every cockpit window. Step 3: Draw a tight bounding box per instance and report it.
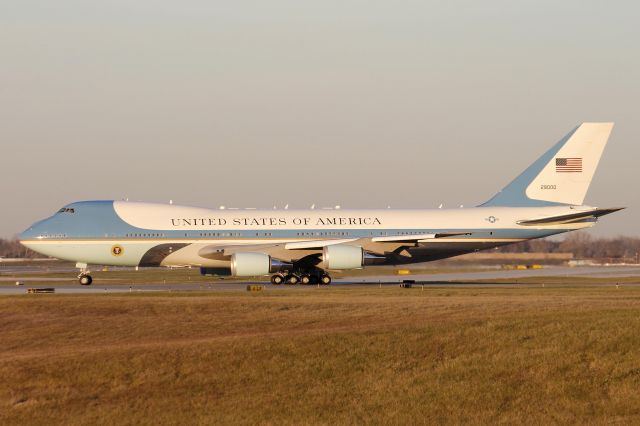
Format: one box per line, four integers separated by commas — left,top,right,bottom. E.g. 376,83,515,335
57,208,75,214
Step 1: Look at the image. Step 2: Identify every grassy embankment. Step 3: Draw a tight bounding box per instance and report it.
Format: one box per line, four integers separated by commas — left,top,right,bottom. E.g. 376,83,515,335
1,285,640,425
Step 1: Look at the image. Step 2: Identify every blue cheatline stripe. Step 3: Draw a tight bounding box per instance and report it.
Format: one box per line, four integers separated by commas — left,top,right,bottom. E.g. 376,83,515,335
480,126,579,207
24,227,568,241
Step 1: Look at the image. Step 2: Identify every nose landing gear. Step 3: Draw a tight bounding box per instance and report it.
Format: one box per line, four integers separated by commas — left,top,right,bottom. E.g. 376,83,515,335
79,274,93,285
76,262,93,285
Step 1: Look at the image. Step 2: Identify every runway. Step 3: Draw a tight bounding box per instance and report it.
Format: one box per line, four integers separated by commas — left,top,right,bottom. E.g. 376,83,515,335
356,265,640,283
1,265,640,295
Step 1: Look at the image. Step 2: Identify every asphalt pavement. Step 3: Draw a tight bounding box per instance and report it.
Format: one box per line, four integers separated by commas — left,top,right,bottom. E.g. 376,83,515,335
2,265,640,294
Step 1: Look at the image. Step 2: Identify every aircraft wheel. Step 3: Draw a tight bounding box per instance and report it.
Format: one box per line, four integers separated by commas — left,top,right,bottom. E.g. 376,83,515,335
320,274,332,285
79,275,93,286
271,274,284,285
285,274,299,285
300,274,311,285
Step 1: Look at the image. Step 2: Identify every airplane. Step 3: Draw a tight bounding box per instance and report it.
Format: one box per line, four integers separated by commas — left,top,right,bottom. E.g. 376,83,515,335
19,123,623,286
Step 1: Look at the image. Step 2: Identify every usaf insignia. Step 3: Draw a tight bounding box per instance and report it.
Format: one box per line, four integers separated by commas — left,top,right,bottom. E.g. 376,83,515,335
485,216,498,224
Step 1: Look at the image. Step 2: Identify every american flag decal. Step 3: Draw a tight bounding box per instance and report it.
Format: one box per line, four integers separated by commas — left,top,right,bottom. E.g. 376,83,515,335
556,157,583,172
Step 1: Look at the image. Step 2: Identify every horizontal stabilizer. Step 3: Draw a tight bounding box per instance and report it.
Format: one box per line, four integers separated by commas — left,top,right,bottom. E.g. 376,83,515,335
517,207,624,226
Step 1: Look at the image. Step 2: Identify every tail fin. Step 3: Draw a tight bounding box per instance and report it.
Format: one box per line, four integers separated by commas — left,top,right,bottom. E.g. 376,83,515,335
481,122,614,207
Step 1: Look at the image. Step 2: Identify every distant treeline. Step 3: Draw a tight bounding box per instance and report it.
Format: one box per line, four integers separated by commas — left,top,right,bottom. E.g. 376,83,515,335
1,233,639,260
496,233,640,260
0,239,43,258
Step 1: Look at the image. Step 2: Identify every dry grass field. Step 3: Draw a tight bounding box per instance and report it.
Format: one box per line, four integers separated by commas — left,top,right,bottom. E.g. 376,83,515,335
1,285,640,425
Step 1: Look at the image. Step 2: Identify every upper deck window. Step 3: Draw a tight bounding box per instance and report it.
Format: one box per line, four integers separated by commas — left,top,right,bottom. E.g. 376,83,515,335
57,208,75,214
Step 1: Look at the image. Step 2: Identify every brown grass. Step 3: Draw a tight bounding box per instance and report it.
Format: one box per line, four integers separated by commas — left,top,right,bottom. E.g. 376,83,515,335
1,286,640,425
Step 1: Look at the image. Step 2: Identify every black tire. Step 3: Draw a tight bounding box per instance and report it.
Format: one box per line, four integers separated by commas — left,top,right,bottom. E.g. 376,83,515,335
79,275,93,286
285,274,299,285
271,274,284,285
300,275,311,285
320,274,331,285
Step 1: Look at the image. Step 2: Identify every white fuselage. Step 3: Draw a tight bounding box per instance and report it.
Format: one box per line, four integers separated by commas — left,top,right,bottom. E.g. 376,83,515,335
20,201,595,268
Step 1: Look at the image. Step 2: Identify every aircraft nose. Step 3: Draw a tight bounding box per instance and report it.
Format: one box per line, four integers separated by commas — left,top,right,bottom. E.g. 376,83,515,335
19,218,48,241
19,226,37,242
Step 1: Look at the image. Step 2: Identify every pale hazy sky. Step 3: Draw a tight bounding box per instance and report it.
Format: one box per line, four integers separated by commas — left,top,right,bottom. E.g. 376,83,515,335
1,0,638,238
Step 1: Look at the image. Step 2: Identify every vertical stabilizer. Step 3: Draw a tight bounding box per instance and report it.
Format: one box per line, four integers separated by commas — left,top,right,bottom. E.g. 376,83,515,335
481,123,614,207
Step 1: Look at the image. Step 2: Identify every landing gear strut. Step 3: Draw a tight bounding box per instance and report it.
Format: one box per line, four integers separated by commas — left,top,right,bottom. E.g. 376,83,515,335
270,274,285,285
76,262,93,286
284,274,299,285
269,271,331,286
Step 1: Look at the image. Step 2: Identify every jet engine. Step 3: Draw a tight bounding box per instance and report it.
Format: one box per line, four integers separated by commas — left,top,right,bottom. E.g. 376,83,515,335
230,252,292,277
320,245,385,270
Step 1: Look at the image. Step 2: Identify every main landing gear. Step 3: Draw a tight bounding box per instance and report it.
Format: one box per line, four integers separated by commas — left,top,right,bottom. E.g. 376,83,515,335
270,272,332,285
76,262,93,285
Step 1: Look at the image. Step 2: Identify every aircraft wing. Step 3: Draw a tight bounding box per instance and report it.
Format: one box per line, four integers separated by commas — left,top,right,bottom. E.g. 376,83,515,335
371,232,471,243
284,238,359,250
197,233,470,260
198,244,277,259
517,207,624,226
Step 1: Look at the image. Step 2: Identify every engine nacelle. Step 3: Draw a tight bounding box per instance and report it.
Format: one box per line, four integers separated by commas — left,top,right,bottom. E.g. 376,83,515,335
230,252,292,277
321,245,386,270
321,245,361,270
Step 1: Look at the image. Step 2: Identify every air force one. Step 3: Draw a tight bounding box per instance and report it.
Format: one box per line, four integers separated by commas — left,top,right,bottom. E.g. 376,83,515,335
20,123,623,285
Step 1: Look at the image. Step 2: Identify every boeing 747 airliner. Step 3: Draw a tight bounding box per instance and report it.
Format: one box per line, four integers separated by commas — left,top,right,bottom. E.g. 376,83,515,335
20,123,622,285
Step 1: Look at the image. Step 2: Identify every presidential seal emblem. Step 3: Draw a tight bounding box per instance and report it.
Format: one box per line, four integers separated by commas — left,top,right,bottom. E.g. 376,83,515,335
111,245,124,256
